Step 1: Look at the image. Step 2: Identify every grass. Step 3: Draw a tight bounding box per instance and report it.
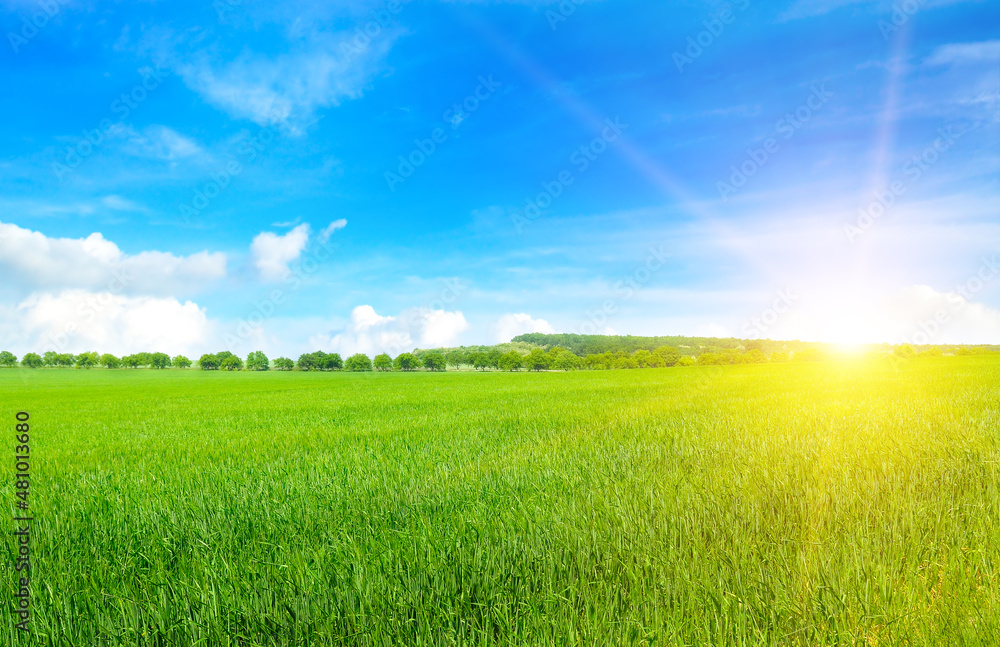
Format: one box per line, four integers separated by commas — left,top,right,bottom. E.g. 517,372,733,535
2,356,999,646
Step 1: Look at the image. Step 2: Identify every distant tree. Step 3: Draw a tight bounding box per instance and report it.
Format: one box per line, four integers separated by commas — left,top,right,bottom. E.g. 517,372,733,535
150,352,171,369
498,351,523,371
744,340,765,353
394,353,422,371
75,352,99,369
273,357,295,371
698,353,719,366
121,355,141,369
422,352,447,372
471,352,490,371
717,349,741,365
553,351,582,370
893,344,916,359
0,351,17,367
920,346,943,357
486,349,502,370
445,350,467,368
373,353,393,371
653,346,681,367
198,354,220,370
135,352,153,367
345,353,373,372
769,351,789,363
172,355,192,369
220,355,244,371
43,351,58,367
615,356,639,369
676,356,696,367
525,348,550,371
100,353,121,369
793,348,826,362
742,349,768,364
21,353,43,368
246,351,270,371
632,349,653,368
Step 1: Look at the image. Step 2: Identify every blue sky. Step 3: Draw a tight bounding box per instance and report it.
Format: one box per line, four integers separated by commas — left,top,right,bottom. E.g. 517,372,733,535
0,0,997,358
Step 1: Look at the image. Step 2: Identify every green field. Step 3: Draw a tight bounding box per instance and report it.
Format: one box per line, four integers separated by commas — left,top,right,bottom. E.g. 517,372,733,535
3,357,999,645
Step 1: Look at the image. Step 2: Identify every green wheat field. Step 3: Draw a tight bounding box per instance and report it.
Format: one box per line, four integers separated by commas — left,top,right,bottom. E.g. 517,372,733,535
3,356,999,646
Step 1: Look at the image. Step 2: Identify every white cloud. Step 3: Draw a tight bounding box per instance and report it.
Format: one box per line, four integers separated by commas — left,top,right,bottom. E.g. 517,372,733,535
250,223,310,282
3,290,213,356
319,218,347,243
925,40,1000,66
490,313,554,343
121,125,205,161
0,221,226,296
310,304,469,356
159,30,399,130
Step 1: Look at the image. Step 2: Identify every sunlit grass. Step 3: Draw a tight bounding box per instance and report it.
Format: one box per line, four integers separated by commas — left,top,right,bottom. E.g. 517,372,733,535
2,356,999,645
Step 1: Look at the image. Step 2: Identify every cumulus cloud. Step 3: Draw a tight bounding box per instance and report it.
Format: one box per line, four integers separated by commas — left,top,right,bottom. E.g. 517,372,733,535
0,221,226,296
310,304,469,356
3,290,213,356
490,313,554,343
250,223,310,282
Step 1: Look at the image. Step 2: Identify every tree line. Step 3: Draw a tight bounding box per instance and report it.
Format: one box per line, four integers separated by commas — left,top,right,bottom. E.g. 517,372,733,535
0,342,987,372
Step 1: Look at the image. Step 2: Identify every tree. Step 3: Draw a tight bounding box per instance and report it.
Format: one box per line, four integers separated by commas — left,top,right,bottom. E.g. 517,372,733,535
744,340,765,353
498,351,523,371
100,354,121,369
43,351,57,366
394,353,421,371
21,353,43,368
220,355,244,371
920,346,943,357
653,345,681,367
345,353,373,372
150,352,171,369
373,353,393,371
698,353,719,366
445,350,467,368
246,351,270,371
676,356,696,367
742,349,768,364
198,354,220,370
486,349,502,370
422,352,446,372
615,356,639,369
471,352,490,371
172,355,192,369
769,351,789,363
632,349,653,368
75,352,99,369
135,352,153,367
121,355,141,369
0,351,17,367
273,357,295,371
893,344,916,359
553,351,581,370
525,348,550,371
793,347,826,362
